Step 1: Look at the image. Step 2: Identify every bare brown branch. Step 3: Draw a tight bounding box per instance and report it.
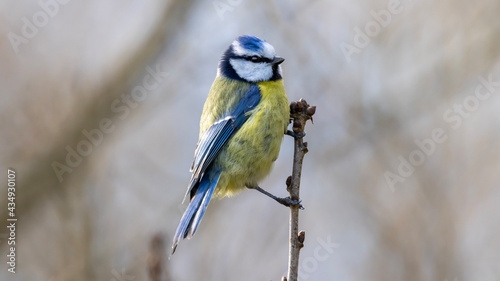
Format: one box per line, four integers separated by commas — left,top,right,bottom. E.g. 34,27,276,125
286,99,315,281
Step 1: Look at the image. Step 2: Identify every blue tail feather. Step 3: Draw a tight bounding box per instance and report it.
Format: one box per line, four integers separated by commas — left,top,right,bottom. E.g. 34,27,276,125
172,170,221,254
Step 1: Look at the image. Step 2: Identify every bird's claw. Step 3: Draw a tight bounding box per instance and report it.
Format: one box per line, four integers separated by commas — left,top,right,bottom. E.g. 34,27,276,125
286,130,306,139
276,197,304,210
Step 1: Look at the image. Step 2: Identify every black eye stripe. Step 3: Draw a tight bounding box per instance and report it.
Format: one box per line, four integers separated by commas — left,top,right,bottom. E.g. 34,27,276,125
235,55,272,63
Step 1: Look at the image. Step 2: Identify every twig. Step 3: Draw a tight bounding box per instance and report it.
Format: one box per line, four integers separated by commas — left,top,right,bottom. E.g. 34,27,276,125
286,99,316,281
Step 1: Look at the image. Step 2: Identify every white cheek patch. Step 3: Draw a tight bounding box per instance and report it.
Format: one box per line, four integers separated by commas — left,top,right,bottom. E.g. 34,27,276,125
229,58,273,82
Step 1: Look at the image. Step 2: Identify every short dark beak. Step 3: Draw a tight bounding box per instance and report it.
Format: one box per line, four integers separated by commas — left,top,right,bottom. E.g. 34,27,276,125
272,56,285,65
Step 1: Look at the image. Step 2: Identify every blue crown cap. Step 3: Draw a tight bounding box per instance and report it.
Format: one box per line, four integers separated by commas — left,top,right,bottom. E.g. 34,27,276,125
236,35,265,52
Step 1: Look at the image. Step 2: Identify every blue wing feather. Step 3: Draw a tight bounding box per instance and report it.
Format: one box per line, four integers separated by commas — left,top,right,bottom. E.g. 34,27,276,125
183,84,261,201
172,169,221,254
172,85,261,253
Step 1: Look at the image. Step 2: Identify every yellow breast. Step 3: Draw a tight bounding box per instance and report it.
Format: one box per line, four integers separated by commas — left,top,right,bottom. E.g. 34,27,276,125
213,79,289,197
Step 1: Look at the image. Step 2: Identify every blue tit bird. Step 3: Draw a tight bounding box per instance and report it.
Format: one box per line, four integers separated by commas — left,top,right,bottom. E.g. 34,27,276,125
172,35,299,254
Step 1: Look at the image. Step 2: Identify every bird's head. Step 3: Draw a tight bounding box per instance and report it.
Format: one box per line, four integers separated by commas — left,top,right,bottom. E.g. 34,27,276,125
218,35,284,83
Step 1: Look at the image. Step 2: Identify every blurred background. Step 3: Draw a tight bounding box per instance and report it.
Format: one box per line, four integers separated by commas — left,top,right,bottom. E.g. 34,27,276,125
1,0,500,280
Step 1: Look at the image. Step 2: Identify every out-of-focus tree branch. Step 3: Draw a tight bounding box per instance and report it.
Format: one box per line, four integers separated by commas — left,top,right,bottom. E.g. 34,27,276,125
0,0,196,227
148,233,172,281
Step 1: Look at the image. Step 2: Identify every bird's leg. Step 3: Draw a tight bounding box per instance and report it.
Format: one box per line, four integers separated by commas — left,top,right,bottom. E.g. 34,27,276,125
286,130,306,139
247,185,304,209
